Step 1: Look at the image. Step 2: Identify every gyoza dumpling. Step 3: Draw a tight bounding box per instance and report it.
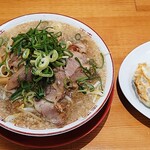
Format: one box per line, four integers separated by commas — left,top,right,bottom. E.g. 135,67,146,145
133,63,150,107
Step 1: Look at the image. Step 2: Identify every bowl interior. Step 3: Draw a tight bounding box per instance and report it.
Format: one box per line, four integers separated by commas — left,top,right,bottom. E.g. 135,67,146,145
0,13,114,136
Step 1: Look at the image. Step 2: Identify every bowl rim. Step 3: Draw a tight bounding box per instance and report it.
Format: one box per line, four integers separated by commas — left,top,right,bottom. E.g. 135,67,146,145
0,13,114,136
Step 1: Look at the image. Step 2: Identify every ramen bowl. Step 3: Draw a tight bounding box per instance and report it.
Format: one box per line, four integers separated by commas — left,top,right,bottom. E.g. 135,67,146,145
0,13,114,137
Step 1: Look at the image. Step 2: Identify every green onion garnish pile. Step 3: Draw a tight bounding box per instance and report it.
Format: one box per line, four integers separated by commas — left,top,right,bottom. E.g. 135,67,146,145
9,21,73,102
0,21,104,105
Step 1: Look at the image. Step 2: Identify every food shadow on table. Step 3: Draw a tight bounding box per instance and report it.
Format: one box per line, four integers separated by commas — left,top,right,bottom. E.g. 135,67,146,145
116,77,150,127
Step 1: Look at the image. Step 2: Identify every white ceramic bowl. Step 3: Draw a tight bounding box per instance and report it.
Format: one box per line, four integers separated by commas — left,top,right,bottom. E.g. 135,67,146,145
0,13,114,137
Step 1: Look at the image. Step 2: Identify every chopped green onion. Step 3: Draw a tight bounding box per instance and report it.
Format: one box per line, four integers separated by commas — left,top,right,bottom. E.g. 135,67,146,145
60,42,67,49
53,59,66,67
20,80,32,90
23,91,35,107
76,76,88,82
89,59,97,68
22,48,30,59
31,67,41,76
54,31,62,37
75,33,81,40
0,37,8,47
99,53,104,69
11,36,24,51
33,50,45,58
64,50,73,57
38,67,53,77
75,56,104,94
33,76,43,82
0,37,3,47
77,80,95,94
5,57,10,71
98,76,103,92
75,57,92,78
0,65,10,77
49,50,58,62
10,88,23,101
30,60,36,65
64,78,73,89
32,66,53,78
35,84,45,99
37,55,50,70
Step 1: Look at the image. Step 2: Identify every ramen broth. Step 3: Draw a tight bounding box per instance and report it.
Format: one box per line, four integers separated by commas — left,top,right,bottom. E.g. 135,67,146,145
0,21,106,129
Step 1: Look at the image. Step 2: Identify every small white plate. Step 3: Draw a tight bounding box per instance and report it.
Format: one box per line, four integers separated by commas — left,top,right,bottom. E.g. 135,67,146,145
119,41,150,119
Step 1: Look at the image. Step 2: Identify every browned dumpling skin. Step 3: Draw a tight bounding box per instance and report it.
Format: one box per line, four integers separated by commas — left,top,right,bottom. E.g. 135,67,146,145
133,63,150,107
